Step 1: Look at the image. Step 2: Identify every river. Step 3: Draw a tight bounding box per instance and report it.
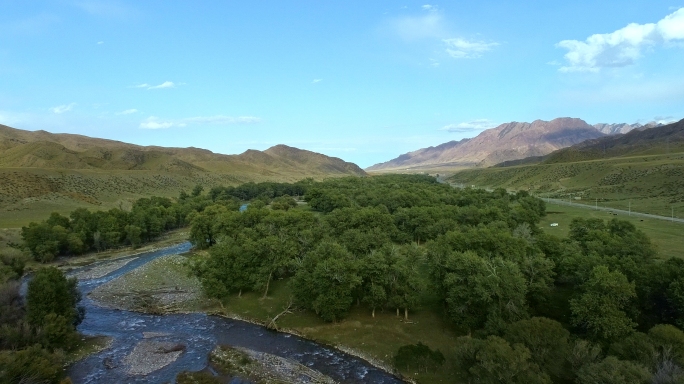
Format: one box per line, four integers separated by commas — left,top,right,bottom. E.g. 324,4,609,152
65,242,404,384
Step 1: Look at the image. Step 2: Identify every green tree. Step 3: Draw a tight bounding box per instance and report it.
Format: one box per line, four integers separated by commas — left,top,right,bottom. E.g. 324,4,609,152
454,336,551,384
26,267,82,329
570,266,637,342
574,356,651,384
290,242,361,322
504,317,571,381
0,345,66,384
440,251,528,332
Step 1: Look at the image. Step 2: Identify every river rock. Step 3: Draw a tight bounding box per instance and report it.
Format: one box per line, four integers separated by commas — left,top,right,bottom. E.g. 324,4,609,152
123,340,185,375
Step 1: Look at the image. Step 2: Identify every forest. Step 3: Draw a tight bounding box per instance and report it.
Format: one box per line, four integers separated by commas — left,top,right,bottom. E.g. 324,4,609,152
191,175,684,383
4,174,684,382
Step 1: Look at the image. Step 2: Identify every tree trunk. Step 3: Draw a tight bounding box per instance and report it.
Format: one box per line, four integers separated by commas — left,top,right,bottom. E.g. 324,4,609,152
238,289,242,298
404,308,408,320
262,271,273,299
372,308,375,318
396,308,399,317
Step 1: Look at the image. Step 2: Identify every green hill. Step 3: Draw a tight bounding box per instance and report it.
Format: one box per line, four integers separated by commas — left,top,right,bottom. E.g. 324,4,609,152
0,124,366,227
450,119,684,217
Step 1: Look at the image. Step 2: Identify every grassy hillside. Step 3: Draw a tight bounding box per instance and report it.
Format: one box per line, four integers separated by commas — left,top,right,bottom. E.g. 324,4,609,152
0,125,367,228
449,151,684,218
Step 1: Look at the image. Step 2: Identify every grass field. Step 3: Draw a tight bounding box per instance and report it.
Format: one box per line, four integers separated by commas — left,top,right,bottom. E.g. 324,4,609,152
450,151,684,219
540,200,684,259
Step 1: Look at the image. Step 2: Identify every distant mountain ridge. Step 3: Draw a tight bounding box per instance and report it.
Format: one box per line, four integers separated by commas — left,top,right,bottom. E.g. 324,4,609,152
592,121,668,135
546,118,684,163
367,117,605,171
0,124,366,177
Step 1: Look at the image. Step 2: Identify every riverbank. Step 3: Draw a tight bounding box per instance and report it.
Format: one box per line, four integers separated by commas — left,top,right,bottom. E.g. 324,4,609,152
89,251,453,383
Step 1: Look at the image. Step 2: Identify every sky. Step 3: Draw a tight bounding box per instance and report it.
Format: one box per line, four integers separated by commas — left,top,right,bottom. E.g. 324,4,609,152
1,1,683,168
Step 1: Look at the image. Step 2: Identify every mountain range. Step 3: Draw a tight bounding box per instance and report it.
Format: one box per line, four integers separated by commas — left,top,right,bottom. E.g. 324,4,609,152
0,124,365,177
367,118,671,172
0,124,365,225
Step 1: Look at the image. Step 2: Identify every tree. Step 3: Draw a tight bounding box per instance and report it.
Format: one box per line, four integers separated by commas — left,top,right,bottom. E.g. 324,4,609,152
454,336,551,384
0,345,67,384
574,356,651,384
394,342,445,373
504,317,571,381
440,251,528,332
26,267,82,329
192,184,204,197
570,266,637,342
290,242,361,322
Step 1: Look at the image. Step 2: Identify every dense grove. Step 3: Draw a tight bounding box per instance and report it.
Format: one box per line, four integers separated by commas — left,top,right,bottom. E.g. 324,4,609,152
191,175,684,383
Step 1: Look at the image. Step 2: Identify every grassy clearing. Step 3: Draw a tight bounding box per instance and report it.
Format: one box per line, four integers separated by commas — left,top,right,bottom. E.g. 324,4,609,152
540,201,684,259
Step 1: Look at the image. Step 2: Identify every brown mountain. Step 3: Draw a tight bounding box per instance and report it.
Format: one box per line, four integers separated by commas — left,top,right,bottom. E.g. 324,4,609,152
367,117,605,171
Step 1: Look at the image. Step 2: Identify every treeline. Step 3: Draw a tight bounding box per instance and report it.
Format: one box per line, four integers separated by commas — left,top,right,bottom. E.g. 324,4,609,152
19,180,308,263
191,174,684,383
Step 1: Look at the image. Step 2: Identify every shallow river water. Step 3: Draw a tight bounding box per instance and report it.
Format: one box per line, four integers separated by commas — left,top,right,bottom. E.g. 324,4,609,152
66,242,404,384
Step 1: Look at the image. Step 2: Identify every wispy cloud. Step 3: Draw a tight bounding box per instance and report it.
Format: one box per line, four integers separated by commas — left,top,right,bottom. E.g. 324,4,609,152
50,103,76,114
117,109,138,115
443,38,499,59
132,81,176,90
139,115,262,129
148,81,175,89
312,79,323,84
557,7,684,72
440,119,497,132
97,41,104,44
384,10,498,59
386,12,445,41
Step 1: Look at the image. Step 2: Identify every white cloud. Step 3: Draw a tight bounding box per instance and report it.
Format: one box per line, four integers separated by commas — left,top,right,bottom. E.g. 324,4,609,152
132,81,176,90
557,7,684,72
312,79,323,84
50,103,76,114
117,109,138,115
422,4,435,11
443,38,499,58
139,115,261,129
440,119,497,132
97,41,104,44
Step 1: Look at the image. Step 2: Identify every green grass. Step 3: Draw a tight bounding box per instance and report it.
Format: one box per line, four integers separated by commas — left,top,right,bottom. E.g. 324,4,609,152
450,151,684,219
540,201,684,259
212,277,459,383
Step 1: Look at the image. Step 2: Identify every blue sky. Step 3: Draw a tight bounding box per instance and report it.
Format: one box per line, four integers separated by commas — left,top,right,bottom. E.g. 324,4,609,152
1,1,682,167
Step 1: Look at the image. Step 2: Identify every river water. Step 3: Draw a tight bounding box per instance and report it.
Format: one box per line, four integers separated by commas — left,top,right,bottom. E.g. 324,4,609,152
66,242,404,384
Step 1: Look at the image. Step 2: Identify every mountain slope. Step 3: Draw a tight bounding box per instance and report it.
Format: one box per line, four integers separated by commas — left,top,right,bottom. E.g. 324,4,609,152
367,117,605,171
0,124,366,177
448,119,684,218
0,124,366,225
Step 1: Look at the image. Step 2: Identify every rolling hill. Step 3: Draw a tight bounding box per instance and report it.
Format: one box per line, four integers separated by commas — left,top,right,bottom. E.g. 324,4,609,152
0,124,366,226
367,117,605,172
449,119,684,217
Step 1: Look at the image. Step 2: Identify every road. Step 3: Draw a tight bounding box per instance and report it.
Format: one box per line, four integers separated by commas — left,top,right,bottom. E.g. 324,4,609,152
542,198,684,224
